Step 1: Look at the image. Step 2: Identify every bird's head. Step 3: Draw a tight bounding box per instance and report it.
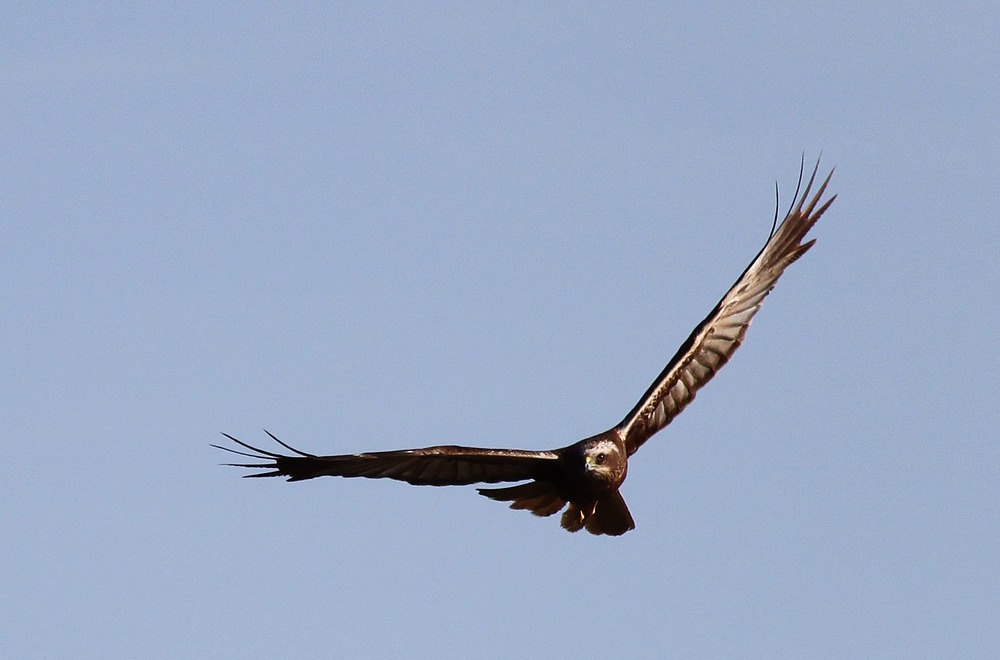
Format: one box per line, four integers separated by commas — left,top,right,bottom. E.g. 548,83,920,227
577,434,627,487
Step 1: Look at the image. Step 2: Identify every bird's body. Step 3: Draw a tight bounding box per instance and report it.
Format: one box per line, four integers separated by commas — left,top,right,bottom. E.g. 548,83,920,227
216,161,836,536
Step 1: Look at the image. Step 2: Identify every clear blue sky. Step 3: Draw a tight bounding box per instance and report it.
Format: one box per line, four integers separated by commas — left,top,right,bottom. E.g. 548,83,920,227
4,4,998,658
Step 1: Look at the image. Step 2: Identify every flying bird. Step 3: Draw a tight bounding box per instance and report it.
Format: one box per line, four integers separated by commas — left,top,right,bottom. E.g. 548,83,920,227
216,161,835,536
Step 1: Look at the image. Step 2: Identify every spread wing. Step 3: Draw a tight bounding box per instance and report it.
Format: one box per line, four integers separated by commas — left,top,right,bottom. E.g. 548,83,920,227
214,431,561,486
618,161,836,455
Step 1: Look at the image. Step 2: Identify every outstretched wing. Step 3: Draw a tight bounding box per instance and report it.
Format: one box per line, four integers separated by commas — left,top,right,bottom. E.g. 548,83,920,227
214,431,561,486
618,161,836,455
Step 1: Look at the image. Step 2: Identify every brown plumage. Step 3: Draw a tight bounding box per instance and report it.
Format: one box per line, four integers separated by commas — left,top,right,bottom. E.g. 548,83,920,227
216,160,836,536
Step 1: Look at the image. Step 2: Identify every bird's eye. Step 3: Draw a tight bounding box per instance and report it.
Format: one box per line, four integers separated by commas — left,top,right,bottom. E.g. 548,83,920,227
596,452,606,465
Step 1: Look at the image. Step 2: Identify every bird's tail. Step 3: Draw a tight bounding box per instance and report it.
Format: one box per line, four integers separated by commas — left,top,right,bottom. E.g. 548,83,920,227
561,490,636,536
477,481,567,517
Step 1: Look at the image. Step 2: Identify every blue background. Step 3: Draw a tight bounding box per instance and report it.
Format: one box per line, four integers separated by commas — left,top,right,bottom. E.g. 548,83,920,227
4,4,997,658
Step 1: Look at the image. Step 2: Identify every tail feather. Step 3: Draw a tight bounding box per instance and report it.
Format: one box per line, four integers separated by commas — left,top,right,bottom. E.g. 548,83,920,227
585,489,635,536
560,490,635,536
477,481,567,517
481,483,636,536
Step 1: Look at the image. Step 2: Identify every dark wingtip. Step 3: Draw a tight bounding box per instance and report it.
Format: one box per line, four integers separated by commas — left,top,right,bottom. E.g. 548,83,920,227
216,432,286,459
214,431,319,481
262,429,314,457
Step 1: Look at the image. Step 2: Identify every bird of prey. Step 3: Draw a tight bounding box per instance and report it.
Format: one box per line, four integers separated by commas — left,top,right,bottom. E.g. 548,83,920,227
216,161,835,536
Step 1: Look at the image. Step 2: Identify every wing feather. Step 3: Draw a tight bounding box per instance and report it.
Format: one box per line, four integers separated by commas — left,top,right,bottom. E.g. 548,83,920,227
213,431,560,486
619,161,835,455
